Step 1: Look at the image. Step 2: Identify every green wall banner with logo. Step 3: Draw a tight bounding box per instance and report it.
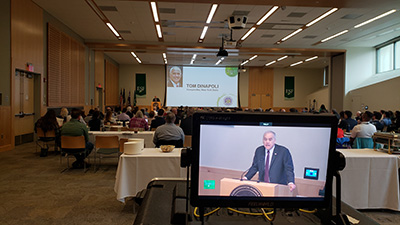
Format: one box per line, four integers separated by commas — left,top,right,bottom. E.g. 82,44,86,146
284,76,294,100
135,73,146,97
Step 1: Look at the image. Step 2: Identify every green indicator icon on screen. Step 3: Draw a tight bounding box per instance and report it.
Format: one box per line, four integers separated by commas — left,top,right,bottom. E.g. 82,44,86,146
203,180,215,189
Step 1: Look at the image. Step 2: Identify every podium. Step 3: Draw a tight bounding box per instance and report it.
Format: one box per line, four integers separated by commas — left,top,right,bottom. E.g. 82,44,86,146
220,178,295,197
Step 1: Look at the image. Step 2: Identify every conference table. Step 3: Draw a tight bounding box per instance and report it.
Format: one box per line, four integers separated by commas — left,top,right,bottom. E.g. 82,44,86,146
114,148,186,203
336,148,400,211
89,131,155,148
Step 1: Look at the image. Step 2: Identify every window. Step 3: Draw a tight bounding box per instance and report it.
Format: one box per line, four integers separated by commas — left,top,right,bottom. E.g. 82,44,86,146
376,38,400,73
377,43,394,73
395,41,400,69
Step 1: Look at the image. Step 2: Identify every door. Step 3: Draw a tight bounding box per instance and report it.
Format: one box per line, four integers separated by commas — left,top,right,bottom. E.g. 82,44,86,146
14,69,36,145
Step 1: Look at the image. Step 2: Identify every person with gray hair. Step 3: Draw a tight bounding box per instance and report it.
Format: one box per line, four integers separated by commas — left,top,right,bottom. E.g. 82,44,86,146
167,66,182,87
153,112,185,147
244,131,296,192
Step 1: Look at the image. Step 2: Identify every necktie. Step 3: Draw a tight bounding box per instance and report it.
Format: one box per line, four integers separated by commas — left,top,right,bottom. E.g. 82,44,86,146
264,150,270,182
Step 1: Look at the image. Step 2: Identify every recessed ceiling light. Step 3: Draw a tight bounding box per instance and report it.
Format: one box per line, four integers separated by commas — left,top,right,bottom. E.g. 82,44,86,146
156,24,163,38
277,56,288,61
321,30,348,42
206,4,218,24
281,28,303,41
354,9,396,28
241,27,256,41
249,55,258,61
290,61,303,67
256,6,279,25
150,2,159,23
306,8,338,27
106,23,120,37
305,56,318,62
265,60,276,66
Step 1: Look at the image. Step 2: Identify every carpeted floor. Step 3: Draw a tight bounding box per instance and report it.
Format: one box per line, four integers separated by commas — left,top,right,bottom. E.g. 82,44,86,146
0,142,135,225
1,142,400,225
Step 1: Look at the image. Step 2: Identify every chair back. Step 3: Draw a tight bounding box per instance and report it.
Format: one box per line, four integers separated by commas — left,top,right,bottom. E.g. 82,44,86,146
353,137,374,149
184,135,192,147
110,126,129,131
61,136,85,149
151,128,156,131
37,127,56,138
95,136,119,149
156,139,183,148
119,138,129,153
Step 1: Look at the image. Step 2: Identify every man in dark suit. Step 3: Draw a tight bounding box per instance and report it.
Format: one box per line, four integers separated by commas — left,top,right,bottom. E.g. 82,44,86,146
245,131,296,192
167,66,183,87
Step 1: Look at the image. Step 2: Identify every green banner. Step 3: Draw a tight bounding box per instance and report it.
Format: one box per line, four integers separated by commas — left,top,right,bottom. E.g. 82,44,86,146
135,73,146,97
284,76,294,100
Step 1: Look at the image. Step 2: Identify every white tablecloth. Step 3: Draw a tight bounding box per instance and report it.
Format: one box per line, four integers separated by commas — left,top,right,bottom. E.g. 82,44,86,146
336,148,400,211
89,131,155,148
114,148,186,203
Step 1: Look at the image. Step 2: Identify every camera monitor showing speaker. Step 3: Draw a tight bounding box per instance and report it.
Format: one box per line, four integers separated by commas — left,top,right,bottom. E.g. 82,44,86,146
190,112,338,208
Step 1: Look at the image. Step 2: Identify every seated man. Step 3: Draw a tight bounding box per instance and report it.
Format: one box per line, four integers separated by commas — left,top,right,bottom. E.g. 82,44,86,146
153,112,185,147
350,111,376,147
61,108,94,169
371,111,384,131
150,109,166,130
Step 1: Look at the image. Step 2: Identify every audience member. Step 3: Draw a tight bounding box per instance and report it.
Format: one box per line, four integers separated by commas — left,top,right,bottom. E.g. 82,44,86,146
84,109,94,124
382,111,392,127
371,111,384,131
60,108,94,169
344,110,357,131
148,111,156,127
180,108,194,135
350,111,376,145
126,106,133,118
338,111,349,132
129,110,149,130
153,112,185,147
150,109,166,130
118,108,131,121
104,111,116,125
88,111,102,131
35,109,60,156
57,107,71,126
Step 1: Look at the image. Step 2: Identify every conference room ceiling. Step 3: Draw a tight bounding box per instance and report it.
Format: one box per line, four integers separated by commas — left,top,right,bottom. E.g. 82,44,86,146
33,0,400,68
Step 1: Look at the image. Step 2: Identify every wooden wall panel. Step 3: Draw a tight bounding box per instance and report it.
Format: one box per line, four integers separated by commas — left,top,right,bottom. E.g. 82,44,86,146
47,24,85,107
248,67,274,109
0,106,12,152
11,0,44,148
94,51,105,110
105,60,119,106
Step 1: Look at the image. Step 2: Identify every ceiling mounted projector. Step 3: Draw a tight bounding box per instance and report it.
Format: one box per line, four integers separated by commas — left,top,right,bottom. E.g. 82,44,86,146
217,47,228,57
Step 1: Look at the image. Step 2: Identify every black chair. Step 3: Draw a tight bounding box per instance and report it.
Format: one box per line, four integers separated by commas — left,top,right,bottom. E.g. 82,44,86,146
155,139,183,148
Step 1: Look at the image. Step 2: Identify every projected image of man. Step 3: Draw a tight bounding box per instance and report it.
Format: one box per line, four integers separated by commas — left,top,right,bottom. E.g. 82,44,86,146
168,66,183,87
245,131,296,192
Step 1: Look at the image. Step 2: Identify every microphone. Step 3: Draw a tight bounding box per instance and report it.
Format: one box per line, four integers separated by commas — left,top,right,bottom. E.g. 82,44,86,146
240,168,250,181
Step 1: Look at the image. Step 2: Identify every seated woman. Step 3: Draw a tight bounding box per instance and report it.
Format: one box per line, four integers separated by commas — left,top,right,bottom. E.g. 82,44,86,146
88,111,103,131
57,107,71,127
129,110,149,131
35,109,60,156
104,110,117,125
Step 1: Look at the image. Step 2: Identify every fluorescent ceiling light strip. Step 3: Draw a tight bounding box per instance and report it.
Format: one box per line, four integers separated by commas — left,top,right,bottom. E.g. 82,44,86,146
249,55,258,61
241,27,256,40
265,60,276,66
241,60,249,66
135,57,142,64
130,52,137,58
86,0,106,21
306,8,338,27
156,24,163,38
277,56,288,61
354,9,396,28
200,26,208,39
215,59,222,65
290,61,303,67
106,23,120,37
321,30,348,42
206,4,218,24
281,28,303,41
305,56,318,62
150,2,159,22
192,54,197,60
256,6,279,25
190,59,194,64
162,53,167,59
